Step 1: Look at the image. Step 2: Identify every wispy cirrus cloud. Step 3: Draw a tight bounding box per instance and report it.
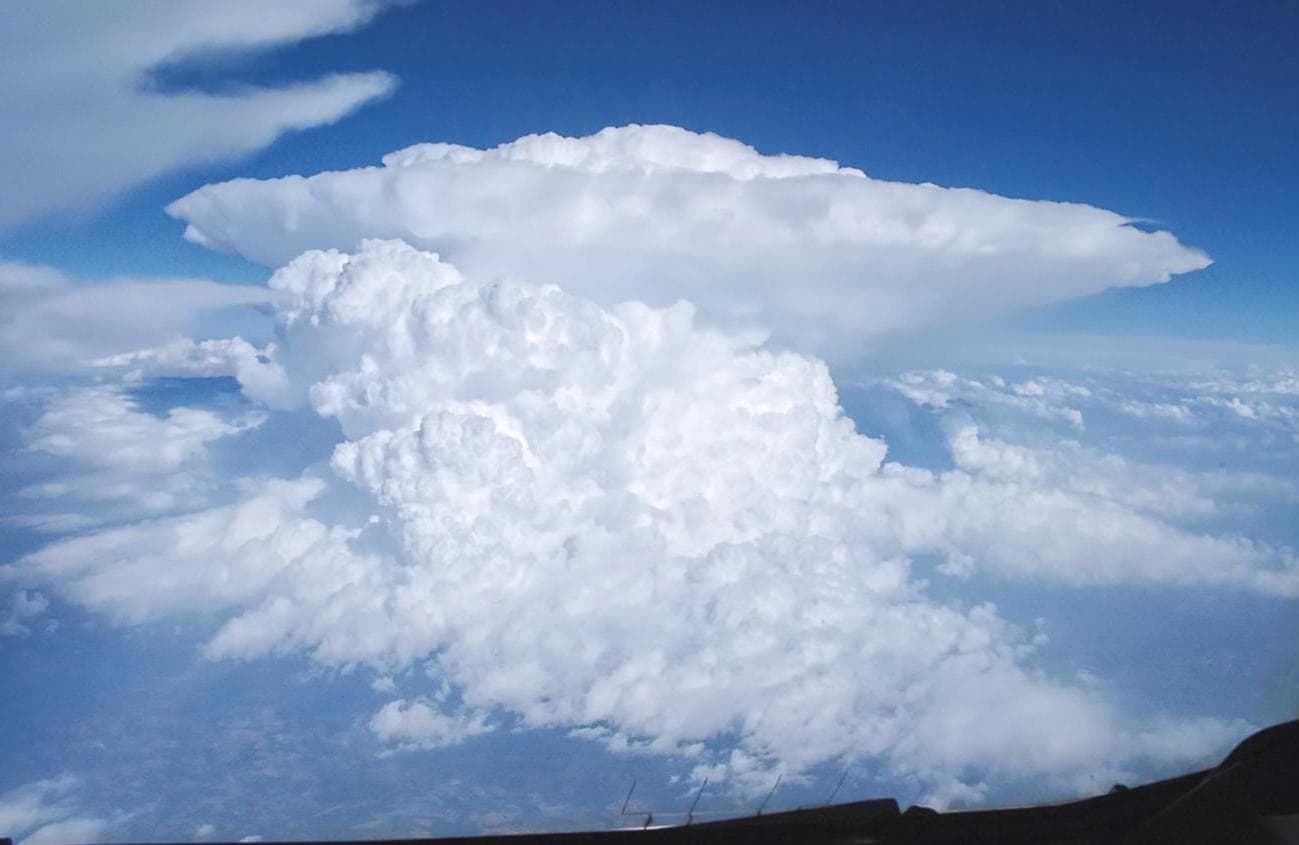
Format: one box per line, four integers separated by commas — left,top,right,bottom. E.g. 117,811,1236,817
0,1,399,230
0,589,48,636
11,385,264,527
0,776,110,845
0,261,272,375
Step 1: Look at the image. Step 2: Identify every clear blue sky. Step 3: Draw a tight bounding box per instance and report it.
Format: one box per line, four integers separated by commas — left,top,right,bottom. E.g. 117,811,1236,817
2,0,1294,343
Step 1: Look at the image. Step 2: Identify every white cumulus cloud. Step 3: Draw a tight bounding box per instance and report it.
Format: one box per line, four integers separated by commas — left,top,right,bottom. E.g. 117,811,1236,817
369,699,494,752
868,422,1299,592
0,0,398,229
167,124,1211,359
8,241,1262,803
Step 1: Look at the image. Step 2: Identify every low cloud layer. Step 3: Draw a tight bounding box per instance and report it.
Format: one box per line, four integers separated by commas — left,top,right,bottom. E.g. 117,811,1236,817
12,386,264,528
0,777,109,845
168,125,1210,358
0,1,397,229
10,241,1283,805
0,262,272,375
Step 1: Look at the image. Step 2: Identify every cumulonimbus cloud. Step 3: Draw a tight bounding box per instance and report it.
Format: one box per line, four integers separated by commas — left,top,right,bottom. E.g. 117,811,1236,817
11,240,1272,805
0,0,398,230
168,124,1211,358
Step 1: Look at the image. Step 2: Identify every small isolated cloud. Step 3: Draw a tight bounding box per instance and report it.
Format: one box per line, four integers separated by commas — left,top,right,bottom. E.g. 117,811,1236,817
168,124,1210,358
0,776,109,845
0,589,49,636
0,0,398,229
369,699,494,752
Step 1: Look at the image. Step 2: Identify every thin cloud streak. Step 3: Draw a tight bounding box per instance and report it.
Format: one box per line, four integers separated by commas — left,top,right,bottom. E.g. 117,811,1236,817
0,1,399,230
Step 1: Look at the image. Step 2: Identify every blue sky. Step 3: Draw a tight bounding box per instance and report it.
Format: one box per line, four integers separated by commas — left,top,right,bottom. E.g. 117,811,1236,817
1,2,1296,841
3,0,1295,341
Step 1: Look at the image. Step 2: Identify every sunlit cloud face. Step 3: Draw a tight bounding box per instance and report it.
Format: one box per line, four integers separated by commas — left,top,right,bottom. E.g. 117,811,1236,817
7,112,1296,834
0,0,397,230
167,125,1210,359
0,0,1290,831
10,232,1283,807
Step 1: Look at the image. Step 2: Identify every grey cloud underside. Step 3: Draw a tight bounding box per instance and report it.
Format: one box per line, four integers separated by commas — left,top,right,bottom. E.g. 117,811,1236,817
167,125,1210,359
11,239,1283,807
